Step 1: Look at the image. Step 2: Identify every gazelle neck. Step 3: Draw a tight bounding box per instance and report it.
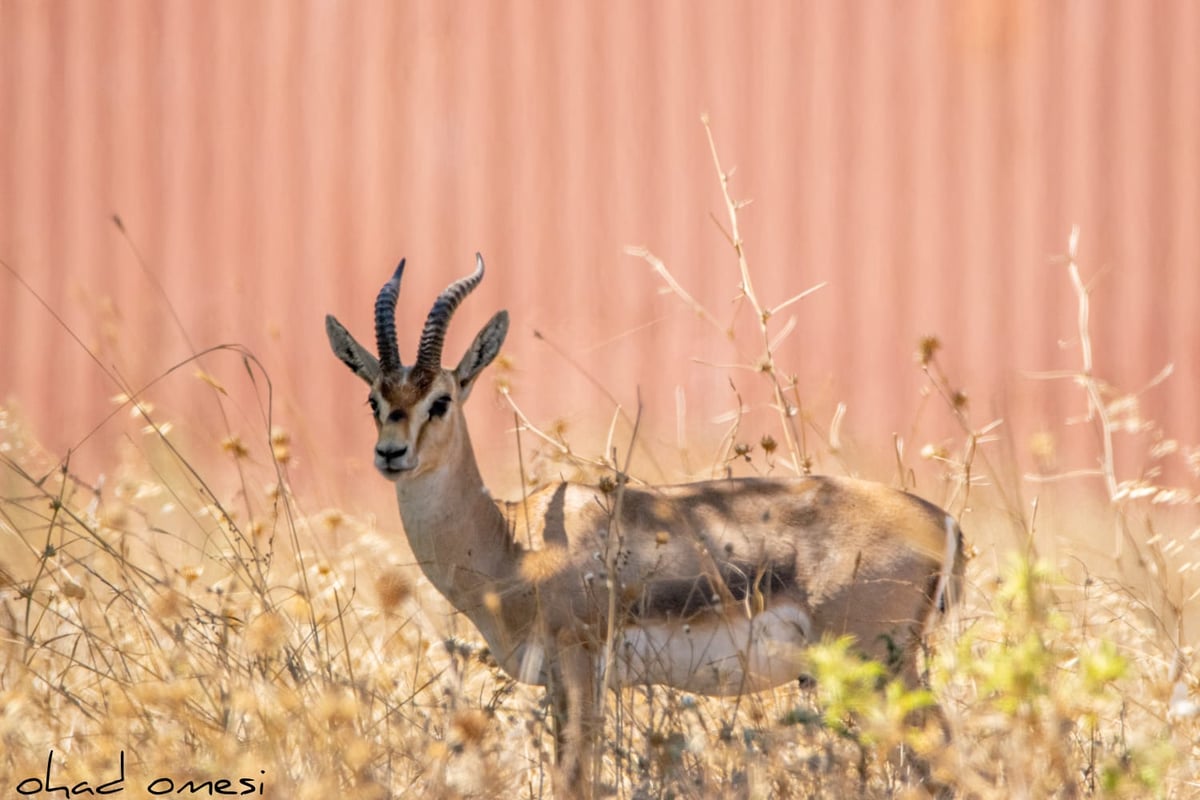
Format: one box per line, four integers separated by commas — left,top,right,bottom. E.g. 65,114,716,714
391,426,515,602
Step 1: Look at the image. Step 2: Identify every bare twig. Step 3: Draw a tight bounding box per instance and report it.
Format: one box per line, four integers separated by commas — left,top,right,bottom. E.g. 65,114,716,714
700,115,817,475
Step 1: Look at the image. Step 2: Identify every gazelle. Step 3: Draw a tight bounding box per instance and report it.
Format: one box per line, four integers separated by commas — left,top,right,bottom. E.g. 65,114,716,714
325,254,965,795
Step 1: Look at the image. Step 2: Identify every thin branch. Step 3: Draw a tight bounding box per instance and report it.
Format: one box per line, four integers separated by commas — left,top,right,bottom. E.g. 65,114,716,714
625,245,724,333
701,114,808,474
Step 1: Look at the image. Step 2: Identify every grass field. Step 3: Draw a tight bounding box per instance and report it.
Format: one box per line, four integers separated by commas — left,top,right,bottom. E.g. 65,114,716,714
3,266,1197,800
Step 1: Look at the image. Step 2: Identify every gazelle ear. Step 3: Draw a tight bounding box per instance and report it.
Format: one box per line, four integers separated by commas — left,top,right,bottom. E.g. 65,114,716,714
326,314,381,384
454,310,509,401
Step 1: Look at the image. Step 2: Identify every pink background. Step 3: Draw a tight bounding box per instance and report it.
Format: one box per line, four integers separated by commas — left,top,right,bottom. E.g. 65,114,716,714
2,2,1196,507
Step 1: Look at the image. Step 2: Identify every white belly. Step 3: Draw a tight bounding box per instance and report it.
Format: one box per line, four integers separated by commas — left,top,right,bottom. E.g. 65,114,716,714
610,602,814,695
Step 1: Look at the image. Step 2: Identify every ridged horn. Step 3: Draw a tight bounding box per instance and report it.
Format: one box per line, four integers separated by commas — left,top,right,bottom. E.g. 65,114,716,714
414,253,486,376
374,259,406,373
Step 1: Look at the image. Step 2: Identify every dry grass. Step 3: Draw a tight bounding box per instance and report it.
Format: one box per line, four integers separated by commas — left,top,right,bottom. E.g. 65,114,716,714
3,131,1200,798
3,390,1197,798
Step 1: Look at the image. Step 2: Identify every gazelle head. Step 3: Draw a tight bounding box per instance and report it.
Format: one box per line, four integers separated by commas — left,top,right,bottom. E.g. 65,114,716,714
325,253,509,480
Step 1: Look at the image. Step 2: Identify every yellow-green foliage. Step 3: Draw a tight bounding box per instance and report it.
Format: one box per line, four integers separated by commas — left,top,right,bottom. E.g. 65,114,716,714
805,635,934,743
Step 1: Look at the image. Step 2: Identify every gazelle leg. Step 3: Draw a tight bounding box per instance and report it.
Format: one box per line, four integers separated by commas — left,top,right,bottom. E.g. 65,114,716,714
893,646,955,797
548,632,598,799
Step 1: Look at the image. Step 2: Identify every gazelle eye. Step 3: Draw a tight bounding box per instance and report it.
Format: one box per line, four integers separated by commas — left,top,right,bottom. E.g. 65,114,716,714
367,396,379,417
428,395,451,419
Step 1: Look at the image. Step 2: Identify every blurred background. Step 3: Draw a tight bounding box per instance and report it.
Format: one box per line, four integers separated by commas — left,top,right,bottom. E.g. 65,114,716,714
2,1,1197,514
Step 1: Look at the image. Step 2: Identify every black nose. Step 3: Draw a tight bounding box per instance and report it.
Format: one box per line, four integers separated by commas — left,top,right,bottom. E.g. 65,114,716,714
376,445,408,460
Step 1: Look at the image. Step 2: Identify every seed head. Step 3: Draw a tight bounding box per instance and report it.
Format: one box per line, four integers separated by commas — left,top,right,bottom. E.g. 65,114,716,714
271,427,292,464
451,709,491,747
917,335,941,366
374,568,412,611
244,610,287,656
221,435,249,459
